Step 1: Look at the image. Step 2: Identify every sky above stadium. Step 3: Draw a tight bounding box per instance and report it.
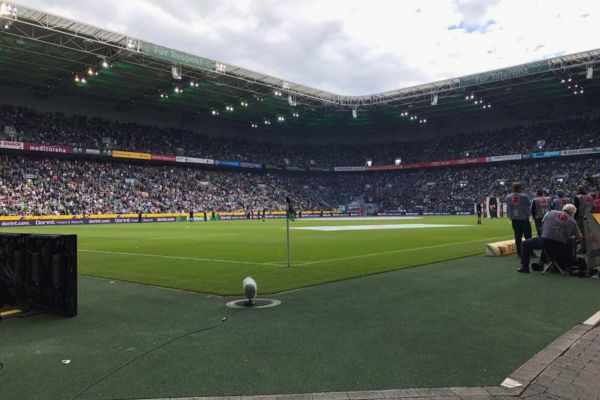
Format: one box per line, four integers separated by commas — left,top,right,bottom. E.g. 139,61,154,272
18,0,600,95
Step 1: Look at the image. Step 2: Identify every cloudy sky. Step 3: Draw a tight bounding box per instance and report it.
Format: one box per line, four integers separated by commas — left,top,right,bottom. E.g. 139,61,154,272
17,0,600,95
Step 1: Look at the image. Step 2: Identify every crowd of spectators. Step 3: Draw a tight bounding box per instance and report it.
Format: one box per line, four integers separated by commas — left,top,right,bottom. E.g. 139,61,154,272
0,155,323,215
1,153,598,216
1,104,599,168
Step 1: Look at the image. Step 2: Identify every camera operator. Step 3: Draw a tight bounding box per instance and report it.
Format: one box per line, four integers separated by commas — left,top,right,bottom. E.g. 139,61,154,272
518,204,582,273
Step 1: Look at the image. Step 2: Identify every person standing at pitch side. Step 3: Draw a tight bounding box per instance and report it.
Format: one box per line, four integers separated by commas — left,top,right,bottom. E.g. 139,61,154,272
505,182,533,257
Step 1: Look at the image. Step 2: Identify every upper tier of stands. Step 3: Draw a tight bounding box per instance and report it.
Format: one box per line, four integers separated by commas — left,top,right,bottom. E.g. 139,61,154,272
1,105,599,168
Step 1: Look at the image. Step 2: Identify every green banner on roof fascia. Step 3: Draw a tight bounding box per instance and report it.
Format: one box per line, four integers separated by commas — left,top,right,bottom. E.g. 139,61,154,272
139,41,215,70
459,61,548,87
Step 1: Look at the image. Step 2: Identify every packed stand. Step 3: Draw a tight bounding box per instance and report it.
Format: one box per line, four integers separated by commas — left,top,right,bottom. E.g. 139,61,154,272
1,105,600,168
1,153,599,216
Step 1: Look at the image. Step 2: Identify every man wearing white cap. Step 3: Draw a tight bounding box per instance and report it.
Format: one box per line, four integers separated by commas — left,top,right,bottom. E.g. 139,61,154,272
518,204,582,273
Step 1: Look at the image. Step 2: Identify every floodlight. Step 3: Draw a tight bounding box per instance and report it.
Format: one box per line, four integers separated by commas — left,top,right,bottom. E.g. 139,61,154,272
80,77,87,84
87,67,94,76
101,60,109,69
74,75,80,83
277,115,285,122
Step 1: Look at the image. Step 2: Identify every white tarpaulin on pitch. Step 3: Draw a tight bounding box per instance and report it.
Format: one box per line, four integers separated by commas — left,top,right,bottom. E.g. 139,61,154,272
292,224,469,232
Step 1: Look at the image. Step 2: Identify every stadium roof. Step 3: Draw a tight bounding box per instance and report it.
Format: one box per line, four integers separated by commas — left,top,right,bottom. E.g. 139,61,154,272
1,2,600,136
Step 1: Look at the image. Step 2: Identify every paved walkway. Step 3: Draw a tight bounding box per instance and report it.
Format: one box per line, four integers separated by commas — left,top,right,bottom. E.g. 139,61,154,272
153,319,600,400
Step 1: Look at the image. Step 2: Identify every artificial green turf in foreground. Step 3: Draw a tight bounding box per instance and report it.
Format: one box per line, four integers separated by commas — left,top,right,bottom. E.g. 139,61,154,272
0,216,511,295
1,255,599,400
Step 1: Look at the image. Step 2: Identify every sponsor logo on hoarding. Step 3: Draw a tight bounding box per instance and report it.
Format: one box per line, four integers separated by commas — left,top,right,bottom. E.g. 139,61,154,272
112,150,152,160
151,154,177,162
487,154,522,162
215,160,241,167
561,147,600,156
35,220,56,225
0,140,24,150
0,221,31,227
334,166,367,172
85,148,102,155
530,151,561,158
175,156,214,164
240,162,263,169
24,143,73,154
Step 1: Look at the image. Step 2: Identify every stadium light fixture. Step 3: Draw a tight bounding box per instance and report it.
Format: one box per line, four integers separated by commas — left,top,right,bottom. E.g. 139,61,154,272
277,115,285,122
173,87,181,94
74,75,80,83
189,81,199,87
273,90,282,96
240,100,248,107
126,39,137,49
264,119,271,125
0,3,17,17
216,63,227,73
292,112,299,118
101,60,109,69
250,122,258,128
211,109,219,116
394,158,402,166
80,77,87,84
366,159,373,167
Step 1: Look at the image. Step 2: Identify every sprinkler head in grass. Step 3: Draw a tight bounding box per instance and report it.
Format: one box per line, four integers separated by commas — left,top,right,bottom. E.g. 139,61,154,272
243,276,257,306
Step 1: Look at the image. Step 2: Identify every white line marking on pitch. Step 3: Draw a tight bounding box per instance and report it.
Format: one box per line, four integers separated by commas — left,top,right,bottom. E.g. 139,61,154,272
292,223,469,232
294,236,510,266
78,249,276,267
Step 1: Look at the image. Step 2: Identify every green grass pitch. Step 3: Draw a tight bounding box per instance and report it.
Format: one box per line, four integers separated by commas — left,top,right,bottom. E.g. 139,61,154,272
3,216,600,399
1,216,511,295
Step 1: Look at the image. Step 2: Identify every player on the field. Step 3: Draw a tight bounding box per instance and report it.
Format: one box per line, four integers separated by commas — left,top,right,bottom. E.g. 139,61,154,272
476,202,482,224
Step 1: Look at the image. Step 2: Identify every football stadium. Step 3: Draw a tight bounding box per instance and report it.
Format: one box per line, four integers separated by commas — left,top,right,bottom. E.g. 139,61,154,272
1,2,600,400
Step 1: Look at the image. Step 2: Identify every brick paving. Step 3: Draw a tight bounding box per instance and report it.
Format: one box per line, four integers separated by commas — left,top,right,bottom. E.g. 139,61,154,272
153,324,600,400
